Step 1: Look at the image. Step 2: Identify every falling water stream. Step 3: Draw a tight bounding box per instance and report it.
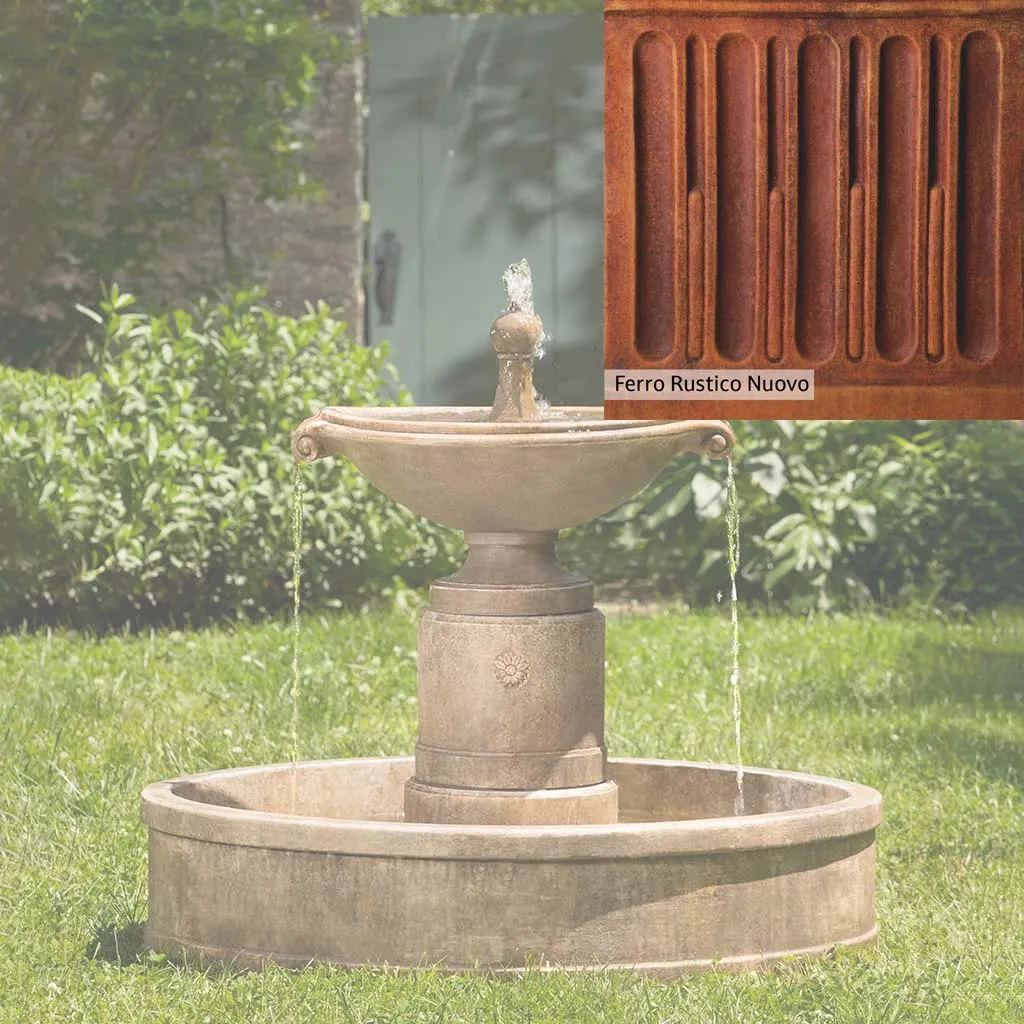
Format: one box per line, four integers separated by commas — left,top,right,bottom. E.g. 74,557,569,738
726,455,744,815
290,462,304,773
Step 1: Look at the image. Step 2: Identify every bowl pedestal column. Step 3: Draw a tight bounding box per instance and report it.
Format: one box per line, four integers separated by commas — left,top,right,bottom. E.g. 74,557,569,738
405,531,619,825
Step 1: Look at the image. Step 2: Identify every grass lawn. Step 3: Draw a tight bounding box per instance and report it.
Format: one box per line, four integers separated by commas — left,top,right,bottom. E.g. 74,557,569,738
1,605,1022,1022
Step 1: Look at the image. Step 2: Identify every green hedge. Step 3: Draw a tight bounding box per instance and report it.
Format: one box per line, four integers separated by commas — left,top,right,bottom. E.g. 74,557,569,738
562,419,1024,611
2,289,1021,629
0,288,459,629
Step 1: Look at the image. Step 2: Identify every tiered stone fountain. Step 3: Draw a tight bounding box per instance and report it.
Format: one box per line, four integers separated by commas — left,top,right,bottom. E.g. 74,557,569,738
141,276,882,974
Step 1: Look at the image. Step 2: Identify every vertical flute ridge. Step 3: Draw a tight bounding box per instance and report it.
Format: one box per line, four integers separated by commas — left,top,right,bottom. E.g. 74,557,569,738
632,32,678,361
687,191,705,361
796,35,840,362
685,36,706,361
956,31,1000,363
876,36,920,362
849,184,866,360
767,188,785,362
848,37,868,361
715,34,758,361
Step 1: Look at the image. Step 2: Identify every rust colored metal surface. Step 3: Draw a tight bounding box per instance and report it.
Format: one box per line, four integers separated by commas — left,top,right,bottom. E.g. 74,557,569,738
604,0,1024,419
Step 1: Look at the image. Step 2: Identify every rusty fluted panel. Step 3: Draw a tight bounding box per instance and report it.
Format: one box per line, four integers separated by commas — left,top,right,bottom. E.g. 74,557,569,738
604,17,638,373
927,35,951,361
796,35,841,362
605,0,1024,420
767,38,788,364
849,37,869,363
685,36,707,361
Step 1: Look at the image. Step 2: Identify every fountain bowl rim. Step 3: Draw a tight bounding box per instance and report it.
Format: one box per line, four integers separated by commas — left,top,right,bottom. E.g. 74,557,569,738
293,407,734,455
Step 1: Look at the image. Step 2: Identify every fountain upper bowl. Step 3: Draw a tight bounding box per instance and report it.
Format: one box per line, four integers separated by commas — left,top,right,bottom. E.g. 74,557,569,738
291,407,733,533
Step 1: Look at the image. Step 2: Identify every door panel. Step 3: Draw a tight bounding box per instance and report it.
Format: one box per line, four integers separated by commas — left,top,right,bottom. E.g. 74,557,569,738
367,14,604,407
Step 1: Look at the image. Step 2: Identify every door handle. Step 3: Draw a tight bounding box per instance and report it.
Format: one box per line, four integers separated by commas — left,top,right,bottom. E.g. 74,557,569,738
374,229,402,326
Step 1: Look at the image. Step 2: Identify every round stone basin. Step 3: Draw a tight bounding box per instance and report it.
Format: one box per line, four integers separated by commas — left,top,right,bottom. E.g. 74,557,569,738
290,408,733,532
142,757,882,975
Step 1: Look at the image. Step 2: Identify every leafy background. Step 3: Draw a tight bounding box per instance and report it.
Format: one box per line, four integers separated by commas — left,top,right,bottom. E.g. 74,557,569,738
3,292,1021,631
563,419,1024,612
0,289,457,630
0,0,337,369
1,2,1021,629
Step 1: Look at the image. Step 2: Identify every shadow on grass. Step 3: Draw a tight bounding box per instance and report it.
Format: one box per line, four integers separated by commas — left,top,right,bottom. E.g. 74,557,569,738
871,644,1022,791
785,638,1023,791
85,921,269,977
801,639,1023,712
896,718,1023,789
86,921,147,966
892,642,1024,708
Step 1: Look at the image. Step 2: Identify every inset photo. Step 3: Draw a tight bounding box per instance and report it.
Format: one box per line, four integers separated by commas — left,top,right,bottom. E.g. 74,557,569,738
605,0,1024,420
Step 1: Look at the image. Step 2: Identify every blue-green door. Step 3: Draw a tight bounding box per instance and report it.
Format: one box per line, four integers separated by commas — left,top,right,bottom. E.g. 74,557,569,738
367,13,604,406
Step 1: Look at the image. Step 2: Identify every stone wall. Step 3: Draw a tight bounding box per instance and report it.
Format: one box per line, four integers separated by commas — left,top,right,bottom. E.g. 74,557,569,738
149,0,365,340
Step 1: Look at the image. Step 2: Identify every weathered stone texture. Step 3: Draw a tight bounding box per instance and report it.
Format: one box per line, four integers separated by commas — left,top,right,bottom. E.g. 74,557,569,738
133,1,365,335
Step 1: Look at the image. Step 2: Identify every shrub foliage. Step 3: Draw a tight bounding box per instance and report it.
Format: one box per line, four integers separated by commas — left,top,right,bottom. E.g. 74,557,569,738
562,419,1024,611
2,292,1021,630
0,288,459,629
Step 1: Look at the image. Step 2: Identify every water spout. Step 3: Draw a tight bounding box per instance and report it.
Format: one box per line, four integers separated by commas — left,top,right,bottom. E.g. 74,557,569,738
489,259,544,422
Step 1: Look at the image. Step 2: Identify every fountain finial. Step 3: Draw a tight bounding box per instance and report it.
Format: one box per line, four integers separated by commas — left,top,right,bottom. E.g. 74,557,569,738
489,259,544,422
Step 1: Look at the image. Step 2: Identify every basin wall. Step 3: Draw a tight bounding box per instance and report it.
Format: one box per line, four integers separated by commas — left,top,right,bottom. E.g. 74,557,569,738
143,757,881,974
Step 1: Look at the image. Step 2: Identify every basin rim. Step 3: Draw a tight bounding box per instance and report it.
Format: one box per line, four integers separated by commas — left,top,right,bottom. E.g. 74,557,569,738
141,756,882,860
